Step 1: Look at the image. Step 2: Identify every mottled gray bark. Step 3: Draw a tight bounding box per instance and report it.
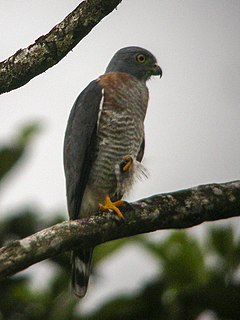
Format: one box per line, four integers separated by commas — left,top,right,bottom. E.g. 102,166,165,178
0,180,239,280
0,0,122,95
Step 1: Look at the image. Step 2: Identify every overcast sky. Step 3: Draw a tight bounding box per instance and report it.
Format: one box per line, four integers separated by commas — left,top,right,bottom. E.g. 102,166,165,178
1,0,240,313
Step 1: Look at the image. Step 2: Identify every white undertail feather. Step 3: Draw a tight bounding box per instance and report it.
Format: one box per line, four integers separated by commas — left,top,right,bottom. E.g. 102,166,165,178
72,249,93,298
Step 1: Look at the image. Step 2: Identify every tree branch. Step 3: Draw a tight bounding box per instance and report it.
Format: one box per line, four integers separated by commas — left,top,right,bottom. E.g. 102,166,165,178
0,180,240,280
0,0,122,95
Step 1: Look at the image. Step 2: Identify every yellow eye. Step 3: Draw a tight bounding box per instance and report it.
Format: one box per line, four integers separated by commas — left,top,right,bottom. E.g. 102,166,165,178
136,54,146,63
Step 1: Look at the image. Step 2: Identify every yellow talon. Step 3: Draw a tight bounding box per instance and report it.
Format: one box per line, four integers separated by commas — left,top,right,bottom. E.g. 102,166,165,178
122,155,133,172
99,195,125,219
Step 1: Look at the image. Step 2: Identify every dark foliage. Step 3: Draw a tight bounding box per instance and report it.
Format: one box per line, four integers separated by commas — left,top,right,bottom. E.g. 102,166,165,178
0,126,239,320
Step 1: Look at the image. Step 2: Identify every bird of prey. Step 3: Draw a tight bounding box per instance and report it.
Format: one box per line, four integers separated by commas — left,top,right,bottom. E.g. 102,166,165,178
64,46,162,298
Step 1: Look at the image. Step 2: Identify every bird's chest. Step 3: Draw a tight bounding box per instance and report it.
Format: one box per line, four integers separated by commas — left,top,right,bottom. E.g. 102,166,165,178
88,77,148,195
98,80,148,152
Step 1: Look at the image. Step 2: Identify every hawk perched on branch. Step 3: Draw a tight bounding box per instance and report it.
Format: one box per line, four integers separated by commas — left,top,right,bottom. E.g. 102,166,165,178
64,46,162,297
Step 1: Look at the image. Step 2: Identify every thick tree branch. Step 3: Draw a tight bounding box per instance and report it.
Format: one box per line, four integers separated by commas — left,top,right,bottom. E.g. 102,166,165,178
0,180,240,279
1,180,240,280
0,0,122,95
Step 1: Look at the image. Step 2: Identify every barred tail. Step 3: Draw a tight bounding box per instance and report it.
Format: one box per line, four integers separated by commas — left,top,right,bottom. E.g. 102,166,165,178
71,248,93,298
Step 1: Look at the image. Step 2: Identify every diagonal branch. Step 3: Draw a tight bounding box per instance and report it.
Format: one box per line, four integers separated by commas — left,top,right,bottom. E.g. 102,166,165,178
0,0,122,95
0,181,240,278
0,180,240,280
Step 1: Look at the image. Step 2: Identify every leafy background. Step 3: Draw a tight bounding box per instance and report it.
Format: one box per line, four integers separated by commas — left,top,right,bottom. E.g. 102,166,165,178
0,126,240,319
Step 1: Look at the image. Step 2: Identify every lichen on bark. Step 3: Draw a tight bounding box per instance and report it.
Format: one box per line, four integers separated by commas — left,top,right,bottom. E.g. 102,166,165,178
0,0,122,94
0,180,239,280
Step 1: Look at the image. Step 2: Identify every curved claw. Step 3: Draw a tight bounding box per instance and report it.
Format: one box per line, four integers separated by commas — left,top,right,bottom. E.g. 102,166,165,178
99,195,125,219
120,155,133,172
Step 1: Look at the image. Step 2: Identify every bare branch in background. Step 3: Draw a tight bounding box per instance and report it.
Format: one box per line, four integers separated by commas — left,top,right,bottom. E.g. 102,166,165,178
0,0,122,95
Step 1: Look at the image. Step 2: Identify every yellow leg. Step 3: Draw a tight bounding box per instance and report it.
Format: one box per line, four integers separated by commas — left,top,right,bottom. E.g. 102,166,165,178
99,195,125,219
122,155,133,172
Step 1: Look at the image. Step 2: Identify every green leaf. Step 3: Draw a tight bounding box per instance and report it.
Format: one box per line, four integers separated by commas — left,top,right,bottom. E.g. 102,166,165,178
207,226,240,276
93,237,133,266
208,226,234,258
140,231,208,289
0,122,41,182
17,122,41,146
0,145,23,181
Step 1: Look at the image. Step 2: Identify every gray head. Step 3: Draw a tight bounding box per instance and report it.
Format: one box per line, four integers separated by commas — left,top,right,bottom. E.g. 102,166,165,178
105,46,162,82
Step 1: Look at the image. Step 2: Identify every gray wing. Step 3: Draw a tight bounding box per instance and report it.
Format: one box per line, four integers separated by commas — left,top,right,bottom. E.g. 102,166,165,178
136,138,145,162
64,80,103,220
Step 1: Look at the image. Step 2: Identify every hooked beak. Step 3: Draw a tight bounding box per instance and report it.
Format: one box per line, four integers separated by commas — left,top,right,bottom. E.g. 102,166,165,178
152,64,162,78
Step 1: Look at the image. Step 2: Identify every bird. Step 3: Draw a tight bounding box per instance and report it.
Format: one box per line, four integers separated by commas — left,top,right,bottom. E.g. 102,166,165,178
63,46,162,298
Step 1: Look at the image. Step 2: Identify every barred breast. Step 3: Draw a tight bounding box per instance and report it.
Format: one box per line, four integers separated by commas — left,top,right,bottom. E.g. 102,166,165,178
87,72,149,203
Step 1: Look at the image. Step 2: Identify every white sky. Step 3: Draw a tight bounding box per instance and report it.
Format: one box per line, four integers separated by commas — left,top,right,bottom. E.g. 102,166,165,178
1,0,240,313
